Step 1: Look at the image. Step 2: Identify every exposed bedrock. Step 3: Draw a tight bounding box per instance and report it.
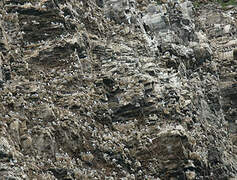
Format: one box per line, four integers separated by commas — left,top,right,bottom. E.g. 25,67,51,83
0,0,236,179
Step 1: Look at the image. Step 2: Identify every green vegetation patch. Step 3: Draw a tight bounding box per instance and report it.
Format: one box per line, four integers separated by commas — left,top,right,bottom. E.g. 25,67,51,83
217,0,237,7
193,1,201,8
155,0,162,5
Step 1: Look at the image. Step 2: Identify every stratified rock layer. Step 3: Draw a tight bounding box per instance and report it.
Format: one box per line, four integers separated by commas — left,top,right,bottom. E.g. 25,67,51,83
0,0,236,179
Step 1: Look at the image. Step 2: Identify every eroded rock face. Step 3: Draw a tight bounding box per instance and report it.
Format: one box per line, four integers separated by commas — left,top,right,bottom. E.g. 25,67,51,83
0,0,236,179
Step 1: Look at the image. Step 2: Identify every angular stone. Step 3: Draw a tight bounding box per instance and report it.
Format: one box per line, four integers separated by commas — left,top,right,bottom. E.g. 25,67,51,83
142,14,167,32
193,43,212,66
136,126,193,176
0,137,13,161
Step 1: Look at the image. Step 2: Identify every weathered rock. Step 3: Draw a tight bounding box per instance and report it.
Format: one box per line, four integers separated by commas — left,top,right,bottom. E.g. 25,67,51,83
20,134,32,151
96,0,104,8
193,43,212,66
136,125,194,178
142,13,168,32
0,0,236,179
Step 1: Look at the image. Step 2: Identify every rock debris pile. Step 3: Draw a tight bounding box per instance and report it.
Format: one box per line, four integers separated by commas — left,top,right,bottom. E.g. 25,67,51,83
0,0,237,179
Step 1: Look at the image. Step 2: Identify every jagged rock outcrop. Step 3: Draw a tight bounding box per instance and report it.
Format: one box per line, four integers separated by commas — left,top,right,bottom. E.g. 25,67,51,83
0,0,237,179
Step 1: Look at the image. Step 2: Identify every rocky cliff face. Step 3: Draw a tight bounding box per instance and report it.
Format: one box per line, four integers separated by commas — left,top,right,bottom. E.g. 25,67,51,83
0,0,237,179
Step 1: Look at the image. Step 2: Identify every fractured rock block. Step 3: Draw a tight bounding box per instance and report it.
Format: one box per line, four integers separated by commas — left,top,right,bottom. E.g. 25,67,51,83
142,13,167,32
193,43,212,66
136,126,194,176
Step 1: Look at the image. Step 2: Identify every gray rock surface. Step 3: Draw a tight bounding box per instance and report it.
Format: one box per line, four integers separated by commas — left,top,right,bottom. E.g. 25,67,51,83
0,0,236,179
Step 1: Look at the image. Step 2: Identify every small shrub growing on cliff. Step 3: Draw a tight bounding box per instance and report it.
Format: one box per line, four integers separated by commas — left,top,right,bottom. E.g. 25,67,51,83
217,0,237,7
155,0,162,5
